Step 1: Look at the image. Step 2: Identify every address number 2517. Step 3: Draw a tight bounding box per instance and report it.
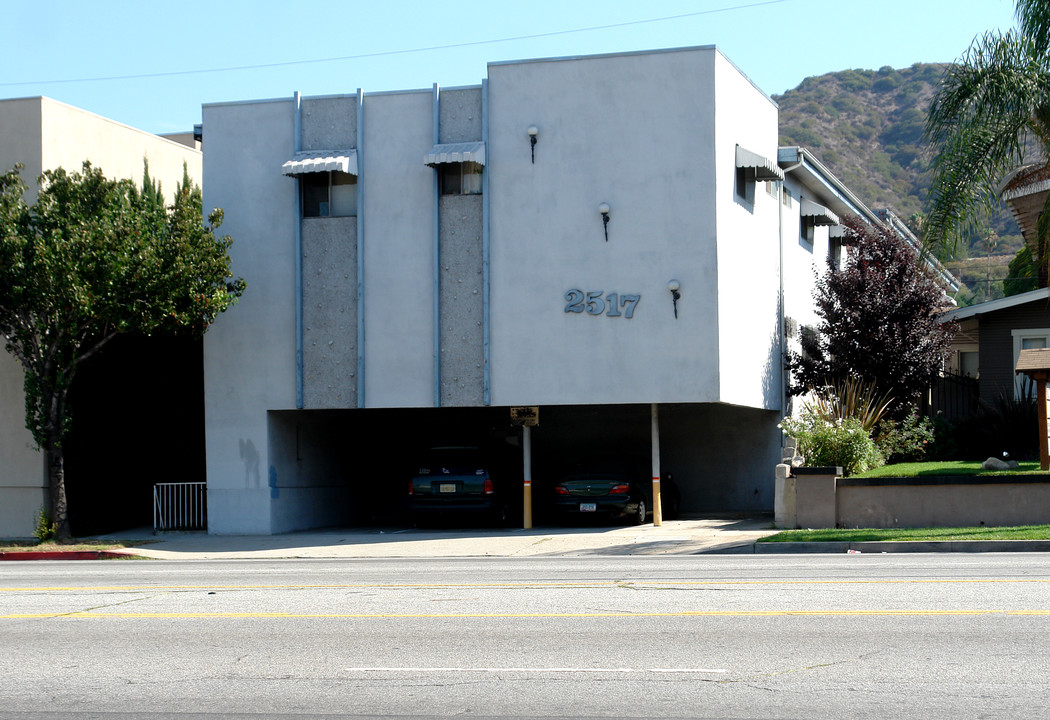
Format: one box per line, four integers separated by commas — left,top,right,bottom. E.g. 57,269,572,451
564,289,641,318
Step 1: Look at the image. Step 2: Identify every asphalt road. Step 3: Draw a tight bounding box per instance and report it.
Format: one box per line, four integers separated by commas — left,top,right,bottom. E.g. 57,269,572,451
2,554,1049,719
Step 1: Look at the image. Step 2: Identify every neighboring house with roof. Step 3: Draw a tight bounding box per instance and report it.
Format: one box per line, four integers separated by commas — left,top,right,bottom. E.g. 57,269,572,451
941,287,1050,404
0,96,202,538
932,159,1050,408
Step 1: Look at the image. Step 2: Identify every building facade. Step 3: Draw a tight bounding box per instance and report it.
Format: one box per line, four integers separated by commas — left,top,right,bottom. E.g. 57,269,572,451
201,46,890,535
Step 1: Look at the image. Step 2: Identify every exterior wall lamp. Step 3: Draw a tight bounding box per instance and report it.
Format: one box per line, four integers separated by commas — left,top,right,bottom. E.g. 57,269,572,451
598,202,611,241
668,279,681,318
527,125,539,163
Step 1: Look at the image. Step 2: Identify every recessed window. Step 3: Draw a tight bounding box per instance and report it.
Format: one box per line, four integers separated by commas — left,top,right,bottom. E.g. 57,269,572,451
765,180,778,197
800,220,815,247
440,162,483,195
302,171,357,217
829,237,843,269
783,187,793,207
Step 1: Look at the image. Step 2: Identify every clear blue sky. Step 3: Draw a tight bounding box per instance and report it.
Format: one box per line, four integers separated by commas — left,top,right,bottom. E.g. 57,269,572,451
0,0,1020,135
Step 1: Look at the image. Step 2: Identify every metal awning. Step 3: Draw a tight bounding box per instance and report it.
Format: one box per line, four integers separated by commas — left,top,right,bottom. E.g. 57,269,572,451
281,149,358,176
735,145,784,181
424,142,486,167
801,199,840,226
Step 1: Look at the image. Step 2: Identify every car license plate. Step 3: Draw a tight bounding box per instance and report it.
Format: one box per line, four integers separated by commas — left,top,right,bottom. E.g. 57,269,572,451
580,503,597,512
439,484,457,493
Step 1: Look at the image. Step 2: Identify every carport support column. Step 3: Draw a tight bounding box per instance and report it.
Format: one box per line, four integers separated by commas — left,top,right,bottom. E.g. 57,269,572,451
651,403,662,526
523,424,533,529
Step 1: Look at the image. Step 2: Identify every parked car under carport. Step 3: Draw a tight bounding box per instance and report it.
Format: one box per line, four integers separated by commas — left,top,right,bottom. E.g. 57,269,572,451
551,459,680,525
408,446,520,526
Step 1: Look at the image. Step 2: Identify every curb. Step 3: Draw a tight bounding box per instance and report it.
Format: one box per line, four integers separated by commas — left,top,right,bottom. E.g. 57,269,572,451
0,550,136,561
753,540,1050,554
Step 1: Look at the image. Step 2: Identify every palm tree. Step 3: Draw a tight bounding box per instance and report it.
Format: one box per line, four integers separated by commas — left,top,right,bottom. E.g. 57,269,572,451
924,0,1050,286
1019,0,1050,50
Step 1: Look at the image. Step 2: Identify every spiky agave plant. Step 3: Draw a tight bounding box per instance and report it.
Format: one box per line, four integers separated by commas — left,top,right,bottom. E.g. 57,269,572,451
807,377,895,434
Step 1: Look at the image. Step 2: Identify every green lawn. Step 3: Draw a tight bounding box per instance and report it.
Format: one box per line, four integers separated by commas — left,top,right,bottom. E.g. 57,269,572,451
759,525,1050,543
761,461,1050,542
854,460,1047,478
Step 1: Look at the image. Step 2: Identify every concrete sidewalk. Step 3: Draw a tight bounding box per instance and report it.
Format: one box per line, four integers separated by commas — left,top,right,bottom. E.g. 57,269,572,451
11,517,1050,560
109,516,776,560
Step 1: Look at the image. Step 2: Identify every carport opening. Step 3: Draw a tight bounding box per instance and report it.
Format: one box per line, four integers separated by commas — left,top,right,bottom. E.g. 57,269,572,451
64,333,204,536
260,402,781,533
267,403,662,530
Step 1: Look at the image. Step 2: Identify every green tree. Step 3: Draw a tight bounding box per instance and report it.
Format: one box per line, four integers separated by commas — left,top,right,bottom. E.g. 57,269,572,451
785,216,957,415
1005,244,1040,294
0,162,245,539
924,0,1050,285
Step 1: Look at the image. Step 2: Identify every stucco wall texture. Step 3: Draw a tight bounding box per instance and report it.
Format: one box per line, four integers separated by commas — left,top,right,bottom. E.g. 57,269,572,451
439,194,485,406
439,87,483,144
301,96,356,151
302,217,358,408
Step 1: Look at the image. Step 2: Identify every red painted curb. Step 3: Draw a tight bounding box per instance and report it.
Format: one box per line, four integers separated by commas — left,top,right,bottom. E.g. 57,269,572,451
0,550,132,561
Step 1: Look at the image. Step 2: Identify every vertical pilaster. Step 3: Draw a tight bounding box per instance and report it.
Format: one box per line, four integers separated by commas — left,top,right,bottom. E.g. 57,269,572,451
432,83,442,408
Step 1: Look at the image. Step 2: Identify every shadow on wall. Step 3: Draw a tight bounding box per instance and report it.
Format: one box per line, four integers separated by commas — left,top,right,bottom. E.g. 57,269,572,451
661,403,780,513
240,438,261,488
762,303,783,411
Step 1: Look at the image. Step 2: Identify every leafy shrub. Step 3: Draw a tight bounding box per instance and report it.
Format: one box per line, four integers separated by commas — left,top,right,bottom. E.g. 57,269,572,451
35,507,57,542
839,69,873,92
780,413,884,476
832,94,861,113
925,416,960,460
853,126,875,141
872,74,902,92
876,410,935,463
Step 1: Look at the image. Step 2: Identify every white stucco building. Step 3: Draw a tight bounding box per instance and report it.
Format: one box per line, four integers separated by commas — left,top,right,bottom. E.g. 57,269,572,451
0,97,202,538
200,45,895,535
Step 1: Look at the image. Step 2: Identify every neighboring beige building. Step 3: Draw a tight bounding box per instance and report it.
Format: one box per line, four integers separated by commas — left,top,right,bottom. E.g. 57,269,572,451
0,96,202,538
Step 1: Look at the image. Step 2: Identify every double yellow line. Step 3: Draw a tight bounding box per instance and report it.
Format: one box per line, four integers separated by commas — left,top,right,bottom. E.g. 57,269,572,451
4,609,1050,619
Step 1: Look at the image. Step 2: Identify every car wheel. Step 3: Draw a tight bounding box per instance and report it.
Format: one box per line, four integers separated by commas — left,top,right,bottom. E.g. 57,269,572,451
633,499,646,526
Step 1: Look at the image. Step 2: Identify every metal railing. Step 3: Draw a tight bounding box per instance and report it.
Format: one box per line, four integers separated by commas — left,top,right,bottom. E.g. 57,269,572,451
923,372,980,424
153,482,207,531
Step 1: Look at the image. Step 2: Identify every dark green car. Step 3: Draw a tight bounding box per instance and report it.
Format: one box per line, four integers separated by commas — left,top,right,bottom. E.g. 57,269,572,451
408,446,514,526
552,460,680,525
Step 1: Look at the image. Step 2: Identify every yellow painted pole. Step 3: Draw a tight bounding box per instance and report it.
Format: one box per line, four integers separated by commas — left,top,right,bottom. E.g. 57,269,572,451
1040,379,1049,471
651,403,662,526
523,424,533,529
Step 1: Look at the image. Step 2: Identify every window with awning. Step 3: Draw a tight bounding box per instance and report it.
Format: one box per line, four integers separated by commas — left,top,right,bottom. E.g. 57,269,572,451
282,150,359,218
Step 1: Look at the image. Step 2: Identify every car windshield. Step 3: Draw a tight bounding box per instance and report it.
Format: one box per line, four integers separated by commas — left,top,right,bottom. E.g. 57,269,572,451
419,448,485,472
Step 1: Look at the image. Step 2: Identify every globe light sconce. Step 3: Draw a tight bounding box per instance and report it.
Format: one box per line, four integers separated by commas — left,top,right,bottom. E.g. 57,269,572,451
668,279,681,318
527,125,539,163
598,202,611,242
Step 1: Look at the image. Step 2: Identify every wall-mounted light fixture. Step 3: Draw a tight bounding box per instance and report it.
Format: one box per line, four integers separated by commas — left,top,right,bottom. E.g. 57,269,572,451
598,202,611,242
527,126,539,163
668,279,681,318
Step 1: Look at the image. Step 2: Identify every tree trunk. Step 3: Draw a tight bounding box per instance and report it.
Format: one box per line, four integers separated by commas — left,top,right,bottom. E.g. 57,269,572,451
46,436,71,541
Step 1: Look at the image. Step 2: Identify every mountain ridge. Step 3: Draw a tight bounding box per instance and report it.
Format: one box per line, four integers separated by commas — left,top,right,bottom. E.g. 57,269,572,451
775,62,1022,304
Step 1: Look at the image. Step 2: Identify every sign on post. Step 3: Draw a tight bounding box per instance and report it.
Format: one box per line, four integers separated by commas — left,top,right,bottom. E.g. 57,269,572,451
510,406,539,426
